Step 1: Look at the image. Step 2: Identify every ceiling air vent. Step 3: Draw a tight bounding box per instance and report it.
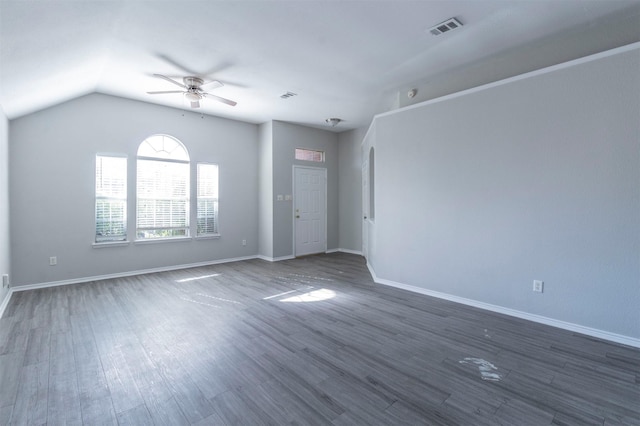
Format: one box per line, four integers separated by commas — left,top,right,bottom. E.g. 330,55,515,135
280,92,297,99
429,17,463,36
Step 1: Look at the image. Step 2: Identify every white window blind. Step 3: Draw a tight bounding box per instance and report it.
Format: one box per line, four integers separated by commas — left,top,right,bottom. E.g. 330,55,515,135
295,148,324,162
136,135,190,239
197,163,219,236
95,155,127,242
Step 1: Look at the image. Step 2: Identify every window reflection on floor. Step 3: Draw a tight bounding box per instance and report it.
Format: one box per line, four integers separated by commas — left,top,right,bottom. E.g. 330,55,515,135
280,288,336,303
175,273,221,283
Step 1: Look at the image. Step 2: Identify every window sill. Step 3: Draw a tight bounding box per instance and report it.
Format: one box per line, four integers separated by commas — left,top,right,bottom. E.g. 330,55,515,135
134,236,193,245
92,241,130,249
195,234,221,240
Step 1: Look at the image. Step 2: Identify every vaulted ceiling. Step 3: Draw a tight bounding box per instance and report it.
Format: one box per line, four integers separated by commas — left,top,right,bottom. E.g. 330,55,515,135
1,1,639,131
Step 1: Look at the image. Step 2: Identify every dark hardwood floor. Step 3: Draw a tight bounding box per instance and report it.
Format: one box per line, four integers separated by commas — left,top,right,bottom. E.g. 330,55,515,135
1,253,638,425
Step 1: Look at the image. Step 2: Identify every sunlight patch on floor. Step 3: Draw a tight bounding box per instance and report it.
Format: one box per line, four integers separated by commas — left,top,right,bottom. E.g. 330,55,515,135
263,289,300,300
175,273,221,283
280,288,336,303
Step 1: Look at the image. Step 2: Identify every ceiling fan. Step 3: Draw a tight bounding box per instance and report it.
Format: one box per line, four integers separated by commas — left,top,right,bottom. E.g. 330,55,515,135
147,74,237,108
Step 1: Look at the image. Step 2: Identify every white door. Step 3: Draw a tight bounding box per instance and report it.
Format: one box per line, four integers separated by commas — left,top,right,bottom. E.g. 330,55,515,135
294,167,326,256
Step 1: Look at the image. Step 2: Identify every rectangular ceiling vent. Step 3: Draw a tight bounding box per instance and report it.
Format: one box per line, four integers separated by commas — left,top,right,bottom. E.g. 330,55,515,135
429,17,463,36
280,92,297,99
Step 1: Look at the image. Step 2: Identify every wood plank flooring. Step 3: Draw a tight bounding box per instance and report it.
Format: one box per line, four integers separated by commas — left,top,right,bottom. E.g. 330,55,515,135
1,253,639,425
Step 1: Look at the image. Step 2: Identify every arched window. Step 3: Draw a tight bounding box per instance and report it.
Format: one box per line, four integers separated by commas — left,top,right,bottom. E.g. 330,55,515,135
137,135,190,239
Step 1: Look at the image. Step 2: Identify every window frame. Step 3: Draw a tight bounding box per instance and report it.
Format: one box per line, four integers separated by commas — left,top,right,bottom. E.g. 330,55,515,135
94,154,128,244
93,135,226,247
196,162,220,238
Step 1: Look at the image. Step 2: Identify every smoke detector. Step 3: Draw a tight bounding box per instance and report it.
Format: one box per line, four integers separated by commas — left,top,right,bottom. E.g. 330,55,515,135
325,118,342,127
428,17,463,36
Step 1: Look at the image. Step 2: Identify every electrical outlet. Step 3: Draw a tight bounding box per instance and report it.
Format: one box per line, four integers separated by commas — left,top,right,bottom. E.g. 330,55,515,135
2,274,8,288
49,256,57,266
242,239,247,246
533,280,544,293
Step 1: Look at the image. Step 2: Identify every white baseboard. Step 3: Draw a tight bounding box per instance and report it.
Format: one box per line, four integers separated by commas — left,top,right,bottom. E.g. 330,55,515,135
259,249,362,260
366,263,640,349
9,254,634,349
333,248,363,255
256,255,295,262
10,255,260,293
1,253,301,316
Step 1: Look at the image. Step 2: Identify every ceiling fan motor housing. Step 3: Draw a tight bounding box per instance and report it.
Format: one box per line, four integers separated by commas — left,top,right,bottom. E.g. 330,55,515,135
147,73,236,107
183,76,204,87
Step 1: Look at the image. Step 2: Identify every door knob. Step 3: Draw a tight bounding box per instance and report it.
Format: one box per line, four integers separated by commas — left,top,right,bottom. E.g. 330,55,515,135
364,216,367,220
296,215,300,218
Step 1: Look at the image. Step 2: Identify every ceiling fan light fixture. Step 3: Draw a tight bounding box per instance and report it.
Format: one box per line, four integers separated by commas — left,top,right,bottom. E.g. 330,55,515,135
325,118,342,127
185,92,200,102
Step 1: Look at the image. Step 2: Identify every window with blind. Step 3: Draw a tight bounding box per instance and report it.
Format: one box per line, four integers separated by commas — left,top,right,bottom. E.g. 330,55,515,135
95,155,127,242
197,163,219,236
136,135,190,239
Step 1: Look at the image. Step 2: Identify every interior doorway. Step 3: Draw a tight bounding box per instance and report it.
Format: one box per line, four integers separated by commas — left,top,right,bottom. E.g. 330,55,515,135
293,166,327,256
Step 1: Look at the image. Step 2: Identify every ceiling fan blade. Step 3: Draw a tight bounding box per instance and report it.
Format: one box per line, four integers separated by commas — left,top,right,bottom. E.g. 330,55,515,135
191,100,200,108
203,93,237,107
156,54,201,76
201,80,224,90
146,90,185,95
153,73,187,89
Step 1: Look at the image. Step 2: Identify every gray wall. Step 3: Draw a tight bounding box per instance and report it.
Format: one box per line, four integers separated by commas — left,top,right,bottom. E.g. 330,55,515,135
0,106,9,303
394,6,640,112
271,121,339,258
9,93,259,286
258,121,274,259
338,127,365,252
367,46,640,339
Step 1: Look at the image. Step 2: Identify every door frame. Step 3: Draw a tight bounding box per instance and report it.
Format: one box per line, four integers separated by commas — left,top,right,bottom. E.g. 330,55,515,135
292,165,328,257
362,158,369,260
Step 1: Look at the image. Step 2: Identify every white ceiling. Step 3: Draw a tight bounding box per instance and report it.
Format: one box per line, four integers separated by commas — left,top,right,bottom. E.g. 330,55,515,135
1,0,639,131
